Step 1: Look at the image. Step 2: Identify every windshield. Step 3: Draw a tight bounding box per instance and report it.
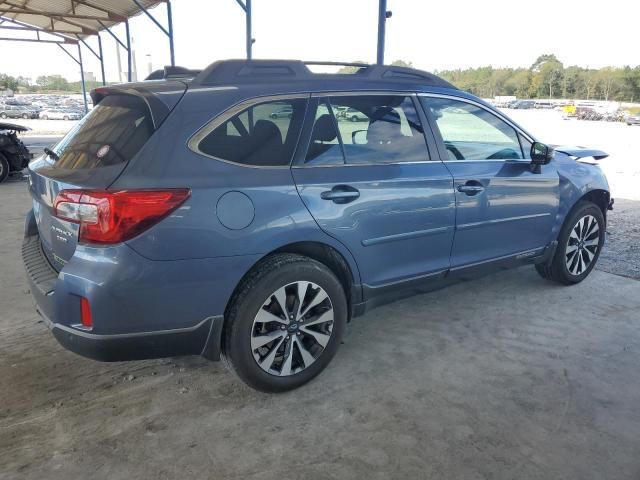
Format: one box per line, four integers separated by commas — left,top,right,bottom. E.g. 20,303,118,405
50,94,153,170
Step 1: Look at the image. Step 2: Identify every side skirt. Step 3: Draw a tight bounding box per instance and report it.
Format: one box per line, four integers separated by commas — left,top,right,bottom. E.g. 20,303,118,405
351,242,557,318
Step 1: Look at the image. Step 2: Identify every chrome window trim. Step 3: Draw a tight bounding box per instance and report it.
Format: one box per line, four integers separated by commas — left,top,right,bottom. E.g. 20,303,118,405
187,93,310,169
417,92,537,163
297,91,435,168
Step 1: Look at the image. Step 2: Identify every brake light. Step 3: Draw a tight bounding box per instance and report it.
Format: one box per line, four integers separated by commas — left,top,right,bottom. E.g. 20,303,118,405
54,189,190,244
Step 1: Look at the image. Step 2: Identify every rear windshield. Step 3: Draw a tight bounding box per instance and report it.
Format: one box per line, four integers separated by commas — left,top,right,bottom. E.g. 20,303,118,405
51,95,153,169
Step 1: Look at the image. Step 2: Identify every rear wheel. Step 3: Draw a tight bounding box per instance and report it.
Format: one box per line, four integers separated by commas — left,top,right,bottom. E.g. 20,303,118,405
535,201,605,284
0,154,9,184
0,113,7,119
222,253,347,392
22,113,29,119
350,115,358,122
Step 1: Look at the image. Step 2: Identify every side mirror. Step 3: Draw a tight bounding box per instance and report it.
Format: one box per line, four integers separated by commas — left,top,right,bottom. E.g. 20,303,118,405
352,130,368,145
530,141,554,165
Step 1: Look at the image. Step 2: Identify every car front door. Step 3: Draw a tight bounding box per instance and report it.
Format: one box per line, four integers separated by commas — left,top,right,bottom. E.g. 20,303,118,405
420,95,559,268
292,94,456,294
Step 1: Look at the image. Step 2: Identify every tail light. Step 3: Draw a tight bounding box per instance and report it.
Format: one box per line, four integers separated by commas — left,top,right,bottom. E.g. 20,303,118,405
54,189,190,244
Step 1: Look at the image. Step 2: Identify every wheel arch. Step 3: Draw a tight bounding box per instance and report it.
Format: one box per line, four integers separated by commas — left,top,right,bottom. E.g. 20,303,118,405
224,241,362,325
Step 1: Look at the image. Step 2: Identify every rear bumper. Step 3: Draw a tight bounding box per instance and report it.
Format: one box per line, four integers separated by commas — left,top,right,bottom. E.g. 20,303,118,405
22,229,225,362
40,310,223,362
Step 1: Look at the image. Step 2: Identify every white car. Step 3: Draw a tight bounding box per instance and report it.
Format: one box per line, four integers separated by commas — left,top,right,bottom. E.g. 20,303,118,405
39,109,82,120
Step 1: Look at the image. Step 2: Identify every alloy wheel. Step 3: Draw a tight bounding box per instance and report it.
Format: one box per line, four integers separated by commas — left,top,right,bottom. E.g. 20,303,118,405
251,281,334,376
565,214,600,276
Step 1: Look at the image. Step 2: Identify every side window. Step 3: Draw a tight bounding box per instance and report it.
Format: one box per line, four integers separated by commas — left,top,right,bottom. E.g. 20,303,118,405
330,95,429,164
304,100,345,166
421,97,524,161
197,98,306,166
518,133,533,159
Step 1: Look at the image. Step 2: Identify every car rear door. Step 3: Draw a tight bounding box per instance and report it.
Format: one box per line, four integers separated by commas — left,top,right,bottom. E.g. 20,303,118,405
420,95,559,268
292,93,456,293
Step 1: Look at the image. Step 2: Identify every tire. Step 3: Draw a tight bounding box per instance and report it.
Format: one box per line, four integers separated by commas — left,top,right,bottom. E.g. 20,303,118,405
0,154,9,184
63,116,69,121
22,113,29,119
535,201,605,285
222,253,347,392
0,113,7,119
270,113,278,119
350,115,358,122
41,115,48,120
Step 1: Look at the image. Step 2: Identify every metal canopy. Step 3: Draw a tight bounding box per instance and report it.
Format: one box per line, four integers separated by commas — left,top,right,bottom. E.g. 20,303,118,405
0,0,164,37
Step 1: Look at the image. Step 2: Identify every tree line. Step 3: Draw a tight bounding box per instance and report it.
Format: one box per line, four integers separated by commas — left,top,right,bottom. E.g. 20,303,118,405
436,55,640,102
0,73,103,94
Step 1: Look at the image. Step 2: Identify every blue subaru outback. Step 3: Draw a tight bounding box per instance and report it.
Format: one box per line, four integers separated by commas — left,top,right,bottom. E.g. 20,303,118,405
23,60,612,392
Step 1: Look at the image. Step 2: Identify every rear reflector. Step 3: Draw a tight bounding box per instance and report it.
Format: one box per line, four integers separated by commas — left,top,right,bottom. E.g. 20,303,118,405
80,297,92,328
54,189,190,245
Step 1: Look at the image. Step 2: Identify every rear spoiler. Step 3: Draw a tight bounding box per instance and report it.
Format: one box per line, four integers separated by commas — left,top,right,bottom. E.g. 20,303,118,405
553,146,608,163
90,81,187,130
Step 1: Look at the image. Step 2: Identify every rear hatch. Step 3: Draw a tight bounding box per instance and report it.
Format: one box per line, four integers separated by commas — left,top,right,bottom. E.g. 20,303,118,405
28,82,187,270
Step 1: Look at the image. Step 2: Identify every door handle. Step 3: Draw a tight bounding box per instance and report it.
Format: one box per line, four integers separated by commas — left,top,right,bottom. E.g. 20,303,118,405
321,185,360,204
457,182,485,195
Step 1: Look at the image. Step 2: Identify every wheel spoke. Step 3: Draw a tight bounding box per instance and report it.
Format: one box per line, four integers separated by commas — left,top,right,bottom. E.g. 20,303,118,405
254,308,288,325
295,281,310,320
583,247,595,262
294,336,316,368
273,286,289,318
302,309,333,327
585,217,599,238
584,238,599,247
300,326,331,347
566,244,579,254
259,335,286,371
578,251,586,274
279,337,294,376
251,329,285,351
299,289,328,319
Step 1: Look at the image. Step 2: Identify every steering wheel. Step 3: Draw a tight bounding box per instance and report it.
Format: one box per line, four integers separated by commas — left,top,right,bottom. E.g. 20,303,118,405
444,142,464,160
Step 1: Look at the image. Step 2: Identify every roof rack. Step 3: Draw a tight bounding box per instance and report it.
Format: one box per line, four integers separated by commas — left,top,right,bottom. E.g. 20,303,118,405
191,59,456,89
145,66,202,81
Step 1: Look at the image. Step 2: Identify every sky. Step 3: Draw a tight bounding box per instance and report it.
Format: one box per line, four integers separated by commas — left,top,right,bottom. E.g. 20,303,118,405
1,0,639,83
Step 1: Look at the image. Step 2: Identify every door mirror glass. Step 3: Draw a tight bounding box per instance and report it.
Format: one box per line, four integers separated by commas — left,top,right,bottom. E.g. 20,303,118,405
530,141,554,165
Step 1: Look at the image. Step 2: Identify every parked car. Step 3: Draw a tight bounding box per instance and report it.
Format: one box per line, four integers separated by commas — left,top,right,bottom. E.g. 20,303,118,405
0,122,32,183
511,100,535,109
534,100,554,109
0,104,39,119
269,106,293,119
23,60,612,392
39,109,82,121
342,107,369,122
626,113,640,125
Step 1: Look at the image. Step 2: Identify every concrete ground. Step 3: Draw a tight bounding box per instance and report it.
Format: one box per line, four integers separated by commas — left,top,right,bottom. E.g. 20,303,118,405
1,174,640,479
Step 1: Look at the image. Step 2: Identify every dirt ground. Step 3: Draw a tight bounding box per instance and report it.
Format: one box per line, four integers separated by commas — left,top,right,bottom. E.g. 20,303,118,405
1,176,640,479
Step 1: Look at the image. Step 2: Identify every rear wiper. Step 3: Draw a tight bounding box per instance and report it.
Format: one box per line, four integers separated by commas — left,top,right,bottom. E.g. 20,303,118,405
43,147,59,161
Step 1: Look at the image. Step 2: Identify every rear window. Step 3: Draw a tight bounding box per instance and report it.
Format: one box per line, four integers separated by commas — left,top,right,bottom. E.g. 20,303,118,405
51,95,153,169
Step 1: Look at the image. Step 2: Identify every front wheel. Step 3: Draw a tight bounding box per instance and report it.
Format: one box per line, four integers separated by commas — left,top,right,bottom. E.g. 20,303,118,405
222,253,347,392
536,201,605,284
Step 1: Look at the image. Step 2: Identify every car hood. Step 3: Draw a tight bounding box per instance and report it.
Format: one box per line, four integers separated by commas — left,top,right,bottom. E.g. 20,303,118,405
552,145,608,161
0,122,31,132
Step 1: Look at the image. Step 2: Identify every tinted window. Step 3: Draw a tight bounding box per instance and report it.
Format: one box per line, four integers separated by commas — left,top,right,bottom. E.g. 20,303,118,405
331,95,429,164
51,94,153,169
422,97,523,160
198,98,306,166
304,101,344,166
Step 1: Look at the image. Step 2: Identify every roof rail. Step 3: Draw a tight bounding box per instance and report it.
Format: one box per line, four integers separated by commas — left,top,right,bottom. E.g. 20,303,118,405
145,66,202,81
192,59,456,89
